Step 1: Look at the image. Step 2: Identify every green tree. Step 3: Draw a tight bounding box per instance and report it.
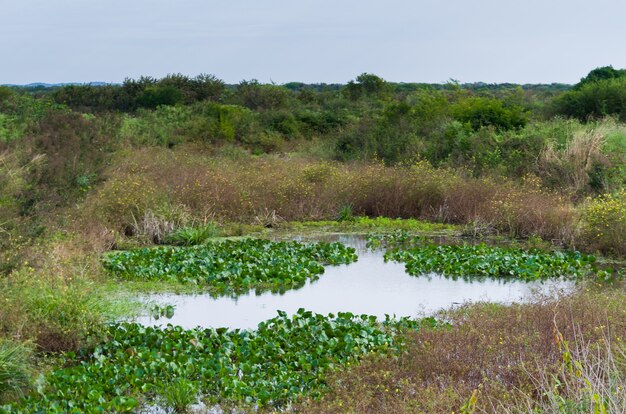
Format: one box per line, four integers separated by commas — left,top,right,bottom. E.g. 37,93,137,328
575,65,626,89
343,73,392,101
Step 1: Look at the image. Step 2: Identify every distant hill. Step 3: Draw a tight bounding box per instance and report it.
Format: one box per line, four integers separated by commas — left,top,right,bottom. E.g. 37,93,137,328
2,82,114,88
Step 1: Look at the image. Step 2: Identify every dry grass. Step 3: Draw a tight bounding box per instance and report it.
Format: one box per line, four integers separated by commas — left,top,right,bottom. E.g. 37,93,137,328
294,289,626,414
538,122,625,195
80,146,579,247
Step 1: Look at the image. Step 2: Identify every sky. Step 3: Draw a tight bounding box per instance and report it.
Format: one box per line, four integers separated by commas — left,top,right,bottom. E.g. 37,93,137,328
1,0,626,85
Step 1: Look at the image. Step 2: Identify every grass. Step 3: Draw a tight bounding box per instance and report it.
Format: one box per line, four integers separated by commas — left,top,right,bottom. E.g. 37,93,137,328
80,149,582,249
162,223,221,246
0,340,33,404
293,289,626,413
157,378,199,414
282,216,459,234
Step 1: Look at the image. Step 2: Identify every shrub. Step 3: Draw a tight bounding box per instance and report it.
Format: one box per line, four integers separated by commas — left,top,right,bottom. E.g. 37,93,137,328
578,190,626,255
82,148,584,248
0,271,106,352
556,77,626,122
451,96,527,131
119,106,193,146
232,80,290,111
335,102,421,164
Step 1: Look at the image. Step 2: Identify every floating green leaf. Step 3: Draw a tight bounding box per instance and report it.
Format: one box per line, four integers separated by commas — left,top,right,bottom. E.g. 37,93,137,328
103,239,357,295
11,311,437,412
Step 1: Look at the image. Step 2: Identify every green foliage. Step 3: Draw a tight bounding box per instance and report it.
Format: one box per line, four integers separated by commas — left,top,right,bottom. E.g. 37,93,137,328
0,87,13,103
0,273,107,352
343,73,392,100
137,86,184,109
601,128,626,188
373,236,599,281
0,92,64,143
196,102,259,143
119,105,193,146
336,204,355,222
233,80,290,111
285,217,458,233
336,101,420,163
0,113,26,143
556,77,626,122
52,74,225,112
260,110,301,138
103,239,358,295
11,310,435,412
451,96,528,131
150,304,176,320
575,66,626,90
163,223,221,246
0,340,33,403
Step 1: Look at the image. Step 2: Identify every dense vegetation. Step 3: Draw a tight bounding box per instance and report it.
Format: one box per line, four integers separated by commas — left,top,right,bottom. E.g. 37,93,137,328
1,66,625,412
386,244,598,281
7,311,434,413
103,239,357,295
367,230,606,280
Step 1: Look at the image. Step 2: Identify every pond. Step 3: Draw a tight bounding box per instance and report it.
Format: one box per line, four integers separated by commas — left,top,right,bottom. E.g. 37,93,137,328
134,234,574,330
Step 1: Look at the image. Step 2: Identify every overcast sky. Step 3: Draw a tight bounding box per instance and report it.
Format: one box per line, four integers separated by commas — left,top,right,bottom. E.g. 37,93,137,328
1,0,625,85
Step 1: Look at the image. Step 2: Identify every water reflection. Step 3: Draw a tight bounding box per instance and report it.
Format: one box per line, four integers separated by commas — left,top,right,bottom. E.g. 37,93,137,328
134,235,574,330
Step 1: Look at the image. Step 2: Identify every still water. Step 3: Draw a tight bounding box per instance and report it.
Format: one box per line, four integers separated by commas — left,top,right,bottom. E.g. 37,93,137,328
134,235,573,330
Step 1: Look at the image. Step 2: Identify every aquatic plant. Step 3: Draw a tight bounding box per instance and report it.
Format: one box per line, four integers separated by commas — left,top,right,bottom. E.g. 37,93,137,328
11,310,437,412
103,239,358,295
384,242,598,281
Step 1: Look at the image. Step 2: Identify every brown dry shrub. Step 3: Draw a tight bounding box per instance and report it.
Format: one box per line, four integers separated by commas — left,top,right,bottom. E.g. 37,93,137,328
445,175,577,242
80,146,578,245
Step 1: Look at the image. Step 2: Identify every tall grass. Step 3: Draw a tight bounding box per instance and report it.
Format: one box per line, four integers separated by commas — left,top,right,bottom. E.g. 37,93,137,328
495,326,626,413
538,121,626,195
82,147,580,247
0,340,33,403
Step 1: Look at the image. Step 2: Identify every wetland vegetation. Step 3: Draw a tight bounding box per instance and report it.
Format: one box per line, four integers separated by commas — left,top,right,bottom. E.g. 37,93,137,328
103,239,357,295
1,67,625,412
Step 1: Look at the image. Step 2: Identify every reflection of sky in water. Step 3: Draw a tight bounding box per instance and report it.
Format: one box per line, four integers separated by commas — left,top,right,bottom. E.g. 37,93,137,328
134,235,574,330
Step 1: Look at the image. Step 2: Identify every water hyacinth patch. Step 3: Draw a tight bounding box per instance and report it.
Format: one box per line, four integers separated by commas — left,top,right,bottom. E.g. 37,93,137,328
10,310,437,413
384,243,598,281
102,239,357,295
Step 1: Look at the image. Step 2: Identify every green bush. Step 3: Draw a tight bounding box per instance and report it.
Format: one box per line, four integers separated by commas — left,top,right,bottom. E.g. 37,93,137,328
556,77,626,122
451,96,528,131
119,106,192,146
232,80,290,111
195,102,259,143
335,102,420,164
